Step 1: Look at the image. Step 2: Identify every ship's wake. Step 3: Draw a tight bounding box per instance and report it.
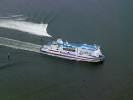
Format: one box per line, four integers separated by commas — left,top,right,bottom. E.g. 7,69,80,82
0,15,52,37
0,14,28,21
0,37,41,53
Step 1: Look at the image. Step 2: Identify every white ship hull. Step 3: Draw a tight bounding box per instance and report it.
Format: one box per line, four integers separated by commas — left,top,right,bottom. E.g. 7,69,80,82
40,47,104,62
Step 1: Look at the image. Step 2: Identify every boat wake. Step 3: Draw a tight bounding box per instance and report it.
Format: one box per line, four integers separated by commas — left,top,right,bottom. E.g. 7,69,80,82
0,37,41,53
0,14,28,21
0,15,52,37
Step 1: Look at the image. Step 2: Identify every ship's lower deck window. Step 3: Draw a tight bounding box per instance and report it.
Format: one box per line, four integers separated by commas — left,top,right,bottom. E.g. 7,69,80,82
79,51,90,55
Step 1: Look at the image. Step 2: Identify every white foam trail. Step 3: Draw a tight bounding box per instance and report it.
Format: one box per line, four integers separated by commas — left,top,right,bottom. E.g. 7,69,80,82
10,14,24,17
0,19,52,37
0,16,12,19
0,14,27,20
0,37,41,53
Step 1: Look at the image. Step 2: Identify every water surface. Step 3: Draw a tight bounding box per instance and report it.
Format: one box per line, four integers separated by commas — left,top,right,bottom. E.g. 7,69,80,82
0,0,133,100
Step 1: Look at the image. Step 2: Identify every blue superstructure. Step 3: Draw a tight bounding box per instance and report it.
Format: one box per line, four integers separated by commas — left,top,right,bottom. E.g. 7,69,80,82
55,38,98,51
65,43,97,51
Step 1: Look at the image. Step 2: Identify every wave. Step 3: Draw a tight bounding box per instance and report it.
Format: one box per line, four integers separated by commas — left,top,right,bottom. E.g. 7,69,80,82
0,17,52,37
0,37,41,53
0,14,28,21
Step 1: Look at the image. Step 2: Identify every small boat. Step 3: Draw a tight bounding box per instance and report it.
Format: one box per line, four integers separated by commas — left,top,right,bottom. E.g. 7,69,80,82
40,38,104,62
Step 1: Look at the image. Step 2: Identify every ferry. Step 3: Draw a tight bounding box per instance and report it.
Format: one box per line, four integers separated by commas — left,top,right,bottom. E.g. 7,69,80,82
40,39,104,62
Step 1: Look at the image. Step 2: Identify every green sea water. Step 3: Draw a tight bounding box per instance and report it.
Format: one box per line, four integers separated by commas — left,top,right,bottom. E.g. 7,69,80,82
0,0,133,100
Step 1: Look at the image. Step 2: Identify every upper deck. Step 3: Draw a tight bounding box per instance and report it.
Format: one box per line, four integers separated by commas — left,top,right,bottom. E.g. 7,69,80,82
47,39,98,51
